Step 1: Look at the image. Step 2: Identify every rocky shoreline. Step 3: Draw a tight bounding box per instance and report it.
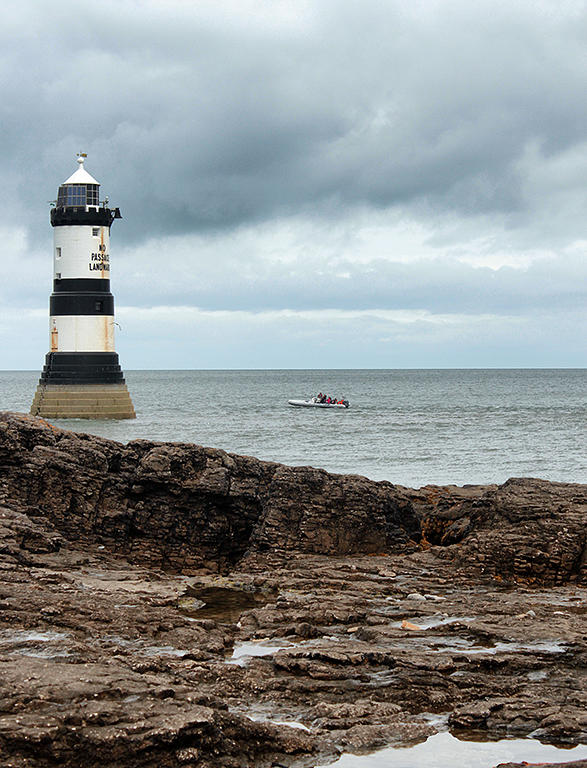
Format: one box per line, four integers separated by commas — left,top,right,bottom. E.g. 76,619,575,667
0,411,585,767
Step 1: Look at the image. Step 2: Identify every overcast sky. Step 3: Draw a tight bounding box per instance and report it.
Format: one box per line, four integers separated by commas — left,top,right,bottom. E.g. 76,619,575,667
1,0,586,369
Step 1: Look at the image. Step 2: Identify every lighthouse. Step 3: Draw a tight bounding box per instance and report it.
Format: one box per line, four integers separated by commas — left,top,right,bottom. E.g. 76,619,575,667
30,154,135,419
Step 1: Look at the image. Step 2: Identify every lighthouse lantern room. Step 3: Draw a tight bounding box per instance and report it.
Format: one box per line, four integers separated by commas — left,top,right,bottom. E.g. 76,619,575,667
30,154,135,419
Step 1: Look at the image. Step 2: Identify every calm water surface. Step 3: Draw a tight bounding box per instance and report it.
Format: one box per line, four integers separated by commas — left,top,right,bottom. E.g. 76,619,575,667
326,731,587,768
2,369,585,488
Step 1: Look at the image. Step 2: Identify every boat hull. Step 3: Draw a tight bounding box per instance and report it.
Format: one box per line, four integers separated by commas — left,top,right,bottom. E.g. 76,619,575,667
288,400,349,409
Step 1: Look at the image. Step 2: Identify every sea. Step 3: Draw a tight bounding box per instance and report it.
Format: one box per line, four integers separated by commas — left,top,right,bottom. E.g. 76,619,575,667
2,368,585,489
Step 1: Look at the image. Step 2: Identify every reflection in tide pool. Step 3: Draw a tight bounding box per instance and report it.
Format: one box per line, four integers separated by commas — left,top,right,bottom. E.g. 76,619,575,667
227,639,295,665
327,731,587,768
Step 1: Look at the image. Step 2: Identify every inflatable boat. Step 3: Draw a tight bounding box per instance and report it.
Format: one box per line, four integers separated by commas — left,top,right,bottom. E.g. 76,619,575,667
288,398,350,409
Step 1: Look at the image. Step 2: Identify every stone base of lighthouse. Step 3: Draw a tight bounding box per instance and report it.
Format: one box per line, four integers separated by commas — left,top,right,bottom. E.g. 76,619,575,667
30,352,136,420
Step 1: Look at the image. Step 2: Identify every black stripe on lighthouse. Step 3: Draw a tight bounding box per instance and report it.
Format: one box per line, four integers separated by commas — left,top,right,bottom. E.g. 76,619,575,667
50,293,115,315
39,351,126,384
53,278,112,293
51,208,120,227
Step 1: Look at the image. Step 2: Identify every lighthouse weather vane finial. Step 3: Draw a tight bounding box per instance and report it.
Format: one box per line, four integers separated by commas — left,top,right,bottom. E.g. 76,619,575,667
77,152,87,166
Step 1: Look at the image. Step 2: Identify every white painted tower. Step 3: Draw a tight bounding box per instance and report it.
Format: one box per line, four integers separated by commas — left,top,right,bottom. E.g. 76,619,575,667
31,154,135,419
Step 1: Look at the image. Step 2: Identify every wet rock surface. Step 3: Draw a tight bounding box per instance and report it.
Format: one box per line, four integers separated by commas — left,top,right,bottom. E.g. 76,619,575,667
0,412,586,767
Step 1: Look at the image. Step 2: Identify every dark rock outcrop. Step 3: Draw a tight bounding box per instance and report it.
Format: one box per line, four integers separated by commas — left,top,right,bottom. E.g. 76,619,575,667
0,413,420,572
0,413,585,585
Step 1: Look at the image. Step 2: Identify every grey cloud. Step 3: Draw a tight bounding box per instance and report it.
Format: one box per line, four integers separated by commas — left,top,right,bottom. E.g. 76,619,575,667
105,245,585,316
3,0,587,250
